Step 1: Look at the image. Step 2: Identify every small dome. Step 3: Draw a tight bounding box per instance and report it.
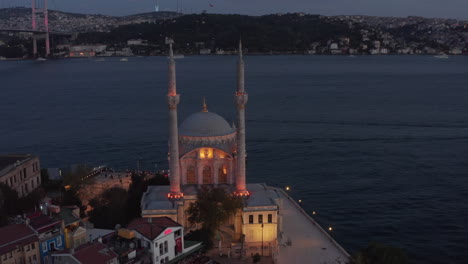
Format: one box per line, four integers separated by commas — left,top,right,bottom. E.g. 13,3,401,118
180,111,235,137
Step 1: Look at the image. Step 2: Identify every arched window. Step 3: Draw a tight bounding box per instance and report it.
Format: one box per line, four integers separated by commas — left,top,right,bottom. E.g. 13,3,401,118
187,166,196,184
249,215,253,224
202,166,212,184
268,214,272,223
218,164,228,184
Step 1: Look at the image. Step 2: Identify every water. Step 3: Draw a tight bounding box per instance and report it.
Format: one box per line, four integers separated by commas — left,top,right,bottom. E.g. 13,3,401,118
1,56,467,263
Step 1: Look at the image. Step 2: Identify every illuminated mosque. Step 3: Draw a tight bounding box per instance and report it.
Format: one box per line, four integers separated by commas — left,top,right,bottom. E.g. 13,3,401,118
141,41,281,256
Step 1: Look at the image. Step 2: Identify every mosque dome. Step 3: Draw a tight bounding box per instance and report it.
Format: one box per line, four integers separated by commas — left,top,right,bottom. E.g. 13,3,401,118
179,111,235,137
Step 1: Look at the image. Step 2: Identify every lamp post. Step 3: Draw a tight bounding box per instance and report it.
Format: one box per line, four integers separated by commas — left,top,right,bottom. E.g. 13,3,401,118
261,223,264,256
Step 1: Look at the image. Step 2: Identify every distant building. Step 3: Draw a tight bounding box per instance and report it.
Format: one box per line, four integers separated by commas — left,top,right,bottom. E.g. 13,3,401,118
0,224,40,264
127,39,147,46
28,215,65,264
0,154,41,197
51,242,118,264
199,48,211,55
69,45,107,57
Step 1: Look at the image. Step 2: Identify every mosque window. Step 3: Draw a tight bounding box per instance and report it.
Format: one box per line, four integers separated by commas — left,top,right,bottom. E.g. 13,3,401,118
199,148,213,159
249,215,253,224
258,215,263,224
203,166,212,184
187,166,196,184
268,214,273,223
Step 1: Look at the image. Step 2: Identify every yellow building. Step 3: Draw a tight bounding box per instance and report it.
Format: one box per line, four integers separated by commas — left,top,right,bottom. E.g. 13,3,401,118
0,224,40,264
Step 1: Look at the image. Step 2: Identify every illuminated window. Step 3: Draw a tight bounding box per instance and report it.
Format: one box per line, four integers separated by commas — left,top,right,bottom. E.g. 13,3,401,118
218,165,228,183
249,215,253,224
258,215,263,224
268,214,272,223
199,148,213,159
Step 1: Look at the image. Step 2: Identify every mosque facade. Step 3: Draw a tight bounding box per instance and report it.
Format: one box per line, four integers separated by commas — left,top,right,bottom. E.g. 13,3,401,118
141,42,281,257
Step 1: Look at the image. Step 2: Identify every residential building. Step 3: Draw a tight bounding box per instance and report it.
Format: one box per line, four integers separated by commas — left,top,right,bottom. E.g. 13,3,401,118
52,243,118,264
59,207,87,249
126,217,186,264
0,154,41,198
0,224,40,264
28,215,64,264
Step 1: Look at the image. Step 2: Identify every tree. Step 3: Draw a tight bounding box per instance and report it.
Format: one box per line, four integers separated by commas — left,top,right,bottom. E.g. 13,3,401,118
0,183,19,215
350,242,409,264
88,187,129,229
186,186,243,248
62,164,94,188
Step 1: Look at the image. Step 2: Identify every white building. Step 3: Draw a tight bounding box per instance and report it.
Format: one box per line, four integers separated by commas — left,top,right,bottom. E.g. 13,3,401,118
0,154,41,197
126,217,201,264
127,39,147,46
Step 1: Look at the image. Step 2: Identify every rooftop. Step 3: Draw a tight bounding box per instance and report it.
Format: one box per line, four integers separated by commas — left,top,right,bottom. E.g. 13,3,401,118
0,154,36,177
127,217,181,240
28,215,61,233
73,243,118,264
0,224,38,255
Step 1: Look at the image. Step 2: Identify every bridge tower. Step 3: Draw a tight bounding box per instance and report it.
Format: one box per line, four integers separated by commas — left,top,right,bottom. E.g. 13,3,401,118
32,0,50,57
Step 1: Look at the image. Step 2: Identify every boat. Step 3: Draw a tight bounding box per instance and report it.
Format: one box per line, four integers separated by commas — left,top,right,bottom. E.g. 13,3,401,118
36,57,47,61
434,54,449,59
120,58,128,62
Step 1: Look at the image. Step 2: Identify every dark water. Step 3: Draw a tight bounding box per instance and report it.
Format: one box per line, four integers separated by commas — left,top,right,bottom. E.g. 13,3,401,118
1,56,468,263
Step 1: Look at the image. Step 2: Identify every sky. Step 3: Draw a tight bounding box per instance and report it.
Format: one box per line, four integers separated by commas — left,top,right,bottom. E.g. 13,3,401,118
10,0,468,19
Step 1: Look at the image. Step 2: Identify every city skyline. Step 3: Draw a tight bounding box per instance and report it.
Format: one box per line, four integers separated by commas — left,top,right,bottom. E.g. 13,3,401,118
5,0,468,19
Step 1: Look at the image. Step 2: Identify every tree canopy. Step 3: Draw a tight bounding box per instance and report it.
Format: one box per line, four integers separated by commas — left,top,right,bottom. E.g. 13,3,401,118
186,186,243,241
351,242,409,264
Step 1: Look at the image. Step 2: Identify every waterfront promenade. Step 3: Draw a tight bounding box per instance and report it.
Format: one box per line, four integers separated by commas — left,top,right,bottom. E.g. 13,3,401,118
277,189,349,264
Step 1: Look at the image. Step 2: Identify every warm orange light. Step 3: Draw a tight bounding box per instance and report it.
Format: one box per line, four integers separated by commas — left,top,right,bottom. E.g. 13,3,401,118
312,211,316,215
199,148,213,159
328,227,333,231
298,199,302,203
285,186,291,191
64,185,72,190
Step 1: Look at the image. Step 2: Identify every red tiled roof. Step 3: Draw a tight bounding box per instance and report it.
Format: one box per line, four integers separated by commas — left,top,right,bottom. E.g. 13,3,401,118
127,217,181,240
73,243,117,264
0,224,38,255
29,215,61,232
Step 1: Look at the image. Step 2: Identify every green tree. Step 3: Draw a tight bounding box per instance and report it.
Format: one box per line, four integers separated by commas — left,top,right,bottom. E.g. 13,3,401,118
186,186,243,248
350,242,409,264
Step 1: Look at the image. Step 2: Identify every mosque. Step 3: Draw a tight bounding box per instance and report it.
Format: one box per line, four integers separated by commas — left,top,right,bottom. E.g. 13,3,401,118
140,41,282,256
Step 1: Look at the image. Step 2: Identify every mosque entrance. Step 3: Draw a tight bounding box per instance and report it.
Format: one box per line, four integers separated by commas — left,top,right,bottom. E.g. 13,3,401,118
203,166,212,184
187,166,196,184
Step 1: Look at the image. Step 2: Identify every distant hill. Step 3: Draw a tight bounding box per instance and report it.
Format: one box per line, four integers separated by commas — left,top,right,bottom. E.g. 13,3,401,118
0,7,180,32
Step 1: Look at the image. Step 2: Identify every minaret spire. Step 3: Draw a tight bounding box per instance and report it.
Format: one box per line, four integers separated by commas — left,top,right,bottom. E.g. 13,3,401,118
234,39,249,197
202,97,208,112
167,41,182,199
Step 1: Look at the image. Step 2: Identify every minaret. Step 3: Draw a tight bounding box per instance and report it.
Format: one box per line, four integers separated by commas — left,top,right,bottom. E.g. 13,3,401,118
167,43,183,199
234,40,249,197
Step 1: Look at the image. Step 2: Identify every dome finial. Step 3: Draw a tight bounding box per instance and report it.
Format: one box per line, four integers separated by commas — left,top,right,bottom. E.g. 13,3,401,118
202,97,208,112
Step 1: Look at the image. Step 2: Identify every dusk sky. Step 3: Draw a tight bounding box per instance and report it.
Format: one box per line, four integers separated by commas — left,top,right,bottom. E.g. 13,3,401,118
30,0,468,19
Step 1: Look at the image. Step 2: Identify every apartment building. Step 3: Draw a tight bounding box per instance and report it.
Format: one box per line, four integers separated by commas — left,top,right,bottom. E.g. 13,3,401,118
0,154,41,198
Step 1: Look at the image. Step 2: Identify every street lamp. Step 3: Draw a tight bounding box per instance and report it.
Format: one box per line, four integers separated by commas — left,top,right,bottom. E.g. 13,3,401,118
285,186,291,191
261,223,264,256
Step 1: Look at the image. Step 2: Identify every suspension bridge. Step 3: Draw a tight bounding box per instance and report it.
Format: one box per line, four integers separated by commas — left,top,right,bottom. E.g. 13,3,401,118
0,0,73,57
